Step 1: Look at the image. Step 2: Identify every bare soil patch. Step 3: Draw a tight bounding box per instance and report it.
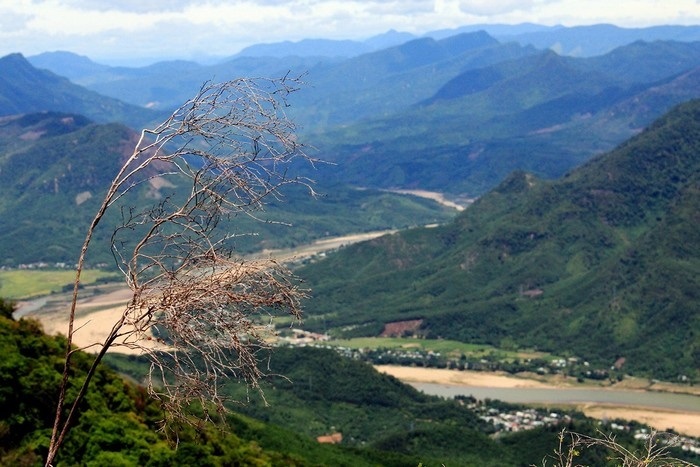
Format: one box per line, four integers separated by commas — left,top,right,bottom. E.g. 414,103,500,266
376,365,558,388
380,319,423,337
581,404,700,438
384,189,470,211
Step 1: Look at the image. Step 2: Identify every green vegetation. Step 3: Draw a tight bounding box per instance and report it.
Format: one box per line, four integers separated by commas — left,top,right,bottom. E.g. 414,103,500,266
0,269,118,299
322,336,496,355
0,299,448,466
107,346,558,466
0,299,305,465
107,345,699,466
1,298,696,465
298,99,700,381
303,42,700,197
0,112,455,267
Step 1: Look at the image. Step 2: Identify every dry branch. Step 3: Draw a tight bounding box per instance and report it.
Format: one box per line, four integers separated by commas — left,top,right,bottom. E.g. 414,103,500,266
45,76,310,466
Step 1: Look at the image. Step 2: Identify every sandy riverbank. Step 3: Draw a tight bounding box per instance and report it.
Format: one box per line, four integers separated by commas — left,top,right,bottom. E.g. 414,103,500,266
37,303,153,355
580,404,700,438
32,287,163,356
376,364,559,388
376,365,700,437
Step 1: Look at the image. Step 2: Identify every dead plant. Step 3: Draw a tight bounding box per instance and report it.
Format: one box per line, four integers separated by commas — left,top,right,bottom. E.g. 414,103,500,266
45,76,311,466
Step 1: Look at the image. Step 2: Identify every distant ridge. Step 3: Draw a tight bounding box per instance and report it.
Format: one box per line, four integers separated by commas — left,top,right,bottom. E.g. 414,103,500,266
0,53,158,128
305,40,700,196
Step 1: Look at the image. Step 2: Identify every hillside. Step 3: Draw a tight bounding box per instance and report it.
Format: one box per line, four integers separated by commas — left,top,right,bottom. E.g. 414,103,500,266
0,299,435,466
297,99,700,381
8,298,684,466
0,53,159,129
108,346,529,466
0,112,454,267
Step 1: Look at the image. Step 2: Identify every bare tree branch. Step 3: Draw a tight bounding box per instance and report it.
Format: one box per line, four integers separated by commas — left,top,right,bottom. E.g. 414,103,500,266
537,429,695,467
45,76,311,466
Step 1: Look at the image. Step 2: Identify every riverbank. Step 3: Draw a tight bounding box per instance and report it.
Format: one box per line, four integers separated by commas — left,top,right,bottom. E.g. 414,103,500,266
376,364,560,389
376,365,700,437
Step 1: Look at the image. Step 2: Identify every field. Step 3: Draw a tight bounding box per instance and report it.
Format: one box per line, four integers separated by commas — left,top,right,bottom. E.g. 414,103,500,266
0,269,119,299
325,336,552,360
2,228,396,304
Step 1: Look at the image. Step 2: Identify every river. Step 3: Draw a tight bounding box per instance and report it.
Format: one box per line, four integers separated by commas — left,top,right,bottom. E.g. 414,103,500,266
410,382,700,412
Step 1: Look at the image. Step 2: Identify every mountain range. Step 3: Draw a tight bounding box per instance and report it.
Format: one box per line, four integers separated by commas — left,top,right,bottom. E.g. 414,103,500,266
1,24,699,382
0,111,453,267
302,38,700,196
0,54,160,130
298,99,700,380
25,31,700,199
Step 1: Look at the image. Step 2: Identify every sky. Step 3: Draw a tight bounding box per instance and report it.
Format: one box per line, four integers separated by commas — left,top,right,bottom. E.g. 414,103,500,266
1,0,699,65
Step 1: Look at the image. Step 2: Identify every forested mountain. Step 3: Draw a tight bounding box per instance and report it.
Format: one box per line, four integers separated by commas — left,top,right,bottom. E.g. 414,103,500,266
0,53,160,129
298,99,700,381
0,112,453,267
305,40,700,196
24,32,700,199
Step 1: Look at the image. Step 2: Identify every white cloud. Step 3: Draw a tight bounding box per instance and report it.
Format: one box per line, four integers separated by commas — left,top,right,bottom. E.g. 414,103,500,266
457,0,539,16
0,0,697,64
57,0,194,13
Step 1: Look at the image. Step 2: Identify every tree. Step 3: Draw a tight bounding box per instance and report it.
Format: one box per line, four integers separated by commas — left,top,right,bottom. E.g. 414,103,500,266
45,76,311,466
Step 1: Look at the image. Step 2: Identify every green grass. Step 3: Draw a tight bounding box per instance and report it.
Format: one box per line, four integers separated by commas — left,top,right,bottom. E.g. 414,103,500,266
0,269,118,299
322,336,544,360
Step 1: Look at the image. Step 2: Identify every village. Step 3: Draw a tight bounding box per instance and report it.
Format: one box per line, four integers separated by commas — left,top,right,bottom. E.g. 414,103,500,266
279,329,700,455
277,328,625,385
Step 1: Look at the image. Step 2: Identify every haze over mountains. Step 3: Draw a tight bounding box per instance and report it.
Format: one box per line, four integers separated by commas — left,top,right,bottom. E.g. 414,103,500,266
0,54,160,130
23,27,700,199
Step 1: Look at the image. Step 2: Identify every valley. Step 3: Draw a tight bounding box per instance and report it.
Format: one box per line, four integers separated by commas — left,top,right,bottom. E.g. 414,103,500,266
14,267,699,439
2,20,700,465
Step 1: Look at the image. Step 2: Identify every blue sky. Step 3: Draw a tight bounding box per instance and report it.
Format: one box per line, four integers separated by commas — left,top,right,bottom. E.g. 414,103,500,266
1,0,699,65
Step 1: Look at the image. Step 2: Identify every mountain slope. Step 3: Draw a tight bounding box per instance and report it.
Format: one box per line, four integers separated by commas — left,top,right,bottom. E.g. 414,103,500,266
298,99,700,380
0,53,158,128
0,112,455,267
110,346,521,466
28,32,539,128
288,31,539,130
0,301,434,466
